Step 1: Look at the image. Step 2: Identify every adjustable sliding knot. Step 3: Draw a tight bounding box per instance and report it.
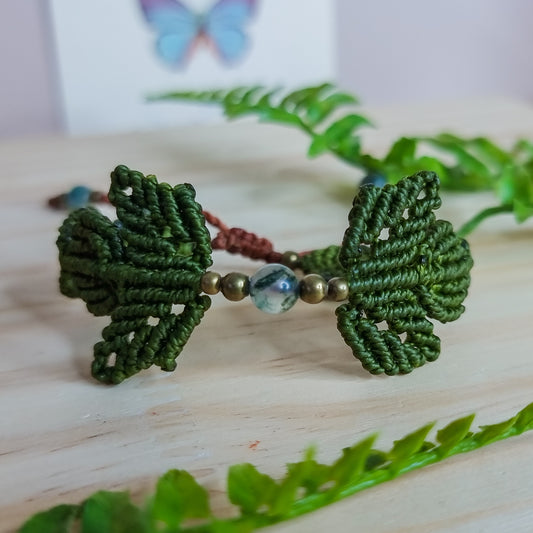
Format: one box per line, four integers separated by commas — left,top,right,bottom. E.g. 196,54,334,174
56,166,472,384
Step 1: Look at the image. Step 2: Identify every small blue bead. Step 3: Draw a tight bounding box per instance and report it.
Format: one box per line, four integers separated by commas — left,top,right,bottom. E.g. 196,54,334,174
360,173,387,188
250,264,299,314
66,185,91,208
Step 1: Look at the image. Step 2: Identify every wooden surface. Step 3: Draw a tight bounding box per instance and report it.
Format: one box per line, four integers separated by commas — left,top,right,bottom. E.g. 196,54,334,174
1,98,533,532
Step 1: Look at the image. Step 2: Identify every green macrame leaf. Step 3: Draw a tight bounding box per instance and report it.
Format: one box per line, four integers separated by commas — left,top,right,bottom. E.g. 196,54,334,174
57,165,213,384
336,172,473,375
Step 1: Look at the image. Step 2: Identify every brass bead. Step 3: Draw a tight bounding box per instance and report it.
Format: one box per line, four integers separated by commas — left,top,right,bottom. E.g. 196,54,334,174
327,277,349,301
299,274,327,304
280,250,300,270
201,271,221,295
221,272,250,301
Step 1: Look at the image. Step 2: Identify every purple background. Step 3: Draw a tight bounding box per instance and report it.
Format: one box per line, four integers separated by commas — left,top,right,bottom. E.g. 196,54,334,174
2,0,533,138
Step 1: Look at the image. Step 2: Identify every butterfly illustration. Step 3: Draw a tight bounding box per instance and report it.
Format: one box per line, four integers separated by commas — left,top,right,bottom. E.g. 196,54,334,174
139,0,258,67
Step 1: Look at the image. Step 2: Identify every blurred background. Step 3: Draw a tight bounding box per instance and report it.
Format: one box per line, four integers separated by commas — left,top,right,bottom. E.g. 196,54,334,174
1,0,532,138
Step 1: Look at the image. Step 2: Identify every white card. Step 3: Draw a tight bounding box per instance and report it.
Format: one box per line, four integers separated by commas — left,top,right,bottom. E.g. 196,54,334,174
50,0,336,135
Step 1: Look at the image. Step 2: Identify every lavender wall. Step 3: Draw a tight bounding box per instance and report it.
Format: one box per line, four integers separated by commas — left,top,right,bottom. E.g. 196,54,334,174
337,0,533,104
0,0,60,137
1,0,533,138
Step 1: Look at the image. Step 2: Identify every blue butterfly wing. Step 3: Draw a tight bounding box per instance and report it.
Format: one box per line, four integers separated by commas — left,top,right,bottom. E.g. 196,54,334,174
157,31,198,65
204,0,256,63
139,0,199,66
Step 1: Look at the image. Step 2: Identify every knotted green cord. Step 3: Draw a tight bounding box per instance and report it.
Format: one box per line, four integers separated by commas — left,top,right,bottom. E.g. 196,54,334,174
336,171,473,375
57,167,472,383
57,165,212,384
298,245,343,279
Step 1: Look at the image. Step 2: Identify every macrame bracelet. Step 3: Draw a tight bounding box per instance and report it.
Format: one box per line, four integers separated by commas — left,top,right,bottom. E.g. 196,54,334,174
55,165,473,384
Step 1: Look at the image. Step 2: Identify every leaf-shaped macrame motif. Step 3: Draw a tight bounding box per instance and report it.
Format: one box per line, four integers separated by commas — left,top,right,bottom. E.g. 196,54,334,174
57,165,213,384
336,171,473,375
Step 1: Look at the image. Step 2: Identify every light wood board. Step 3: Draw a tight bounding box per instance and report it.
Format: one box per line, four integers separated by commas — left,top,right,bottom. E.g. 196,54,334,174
1,97,533,532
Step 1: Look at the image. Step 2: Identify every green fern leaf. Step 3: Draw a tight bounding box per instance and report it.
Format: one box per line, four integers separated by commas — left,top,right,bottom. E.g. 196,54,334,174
475,416,518,446
330,435,376,488
323,114,372,143
257,107,303,126
18,403,533,533
18,505,80,533
388,423,435,473
279,83,333,111
436,414,475,456
307,135,330,157
151,469,210,527
150,83,533,232
228,464,277,515
305,92,358,126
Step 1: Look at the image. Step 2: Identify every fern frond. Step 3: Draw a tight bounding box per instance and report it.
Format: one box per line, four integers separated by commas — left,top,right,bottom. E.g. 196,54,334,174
19,403,533,532
151,83,374,167
150,83,533,232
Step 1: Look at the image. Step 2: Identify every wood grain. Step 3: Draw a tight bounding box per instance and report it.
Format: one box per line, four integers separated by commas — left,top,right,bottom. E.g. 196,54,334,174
1,98,532,532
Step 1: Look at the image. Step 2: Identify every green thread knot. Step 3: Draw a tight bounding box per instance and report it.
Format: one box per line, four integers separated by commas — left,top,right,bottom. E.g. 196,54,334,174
298,245,343,279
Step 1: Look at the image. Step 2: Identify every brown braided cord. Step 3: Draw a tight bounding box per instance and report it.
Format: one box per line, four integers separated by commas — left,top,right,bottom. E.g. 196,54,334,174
57,165,213,384
202,210,283,263
211,226,283,263
335,171,473,375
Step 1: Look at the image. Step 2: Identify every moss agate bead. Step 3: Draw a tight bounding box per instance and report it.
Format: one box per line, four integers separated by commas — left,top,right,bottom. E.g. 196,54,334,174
249,264,299,314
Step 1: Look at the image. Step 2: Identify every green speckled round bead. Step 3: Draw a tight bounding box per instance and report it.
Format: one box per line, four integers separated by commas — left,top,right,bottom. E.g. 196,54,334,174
249,264,299,314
